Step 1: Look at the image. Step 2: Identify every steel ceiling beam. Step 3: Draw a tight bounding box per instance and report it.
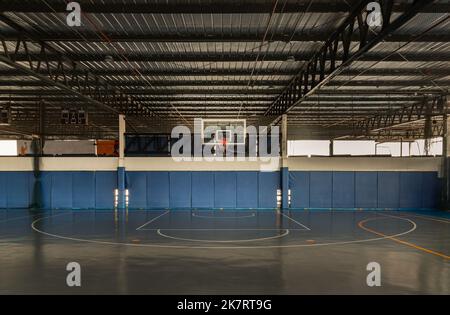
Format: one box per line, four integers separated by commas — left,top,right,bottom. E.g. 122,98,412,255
5,51,450,63
264,0,436,120
0,14,159,121
1,68,450,77
338,96,446,139
0,1,447,14
0,88,284,96
0,88,445,96
2,31,449,43
1,79,448,88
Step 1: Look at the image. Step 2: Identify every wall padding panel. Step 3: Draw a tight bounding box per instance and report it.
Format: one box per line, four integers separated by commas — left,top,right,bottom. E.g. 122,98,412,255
51,172,73,209
0,172,7,208
214,172,237,208
355,172,378,208
40,172,52,209
399,172,423,208
6,172,31,208
310,171,332,208
289,171,310,208
192,172,214,208
72,172,95,209
95,171,116,209
236,171,258,208
332,172,355,208
0,170,442,210
169,172,191,208
377,172,400,209
422,172,439,208
258,172,280,208
126,172,147,209
147,172,169,208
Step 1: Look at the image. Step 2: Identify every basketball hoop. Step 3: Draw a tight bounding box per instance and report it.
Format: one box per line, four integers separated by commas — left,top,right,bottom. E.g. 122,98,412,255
221,138,228,147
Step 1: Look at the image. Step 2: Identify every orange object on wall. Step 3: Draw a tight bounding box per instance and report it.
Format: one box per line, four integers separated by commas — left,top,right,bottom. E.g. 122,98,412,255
97,140,119,157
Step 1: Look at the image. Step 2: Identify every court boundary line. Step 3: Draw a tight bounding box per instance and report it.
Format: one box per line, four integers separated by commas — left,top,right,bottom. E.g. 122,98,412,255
30,213,417,249
138,210,310,231
136,210,170,230
398,212,450,224
139,228,309,231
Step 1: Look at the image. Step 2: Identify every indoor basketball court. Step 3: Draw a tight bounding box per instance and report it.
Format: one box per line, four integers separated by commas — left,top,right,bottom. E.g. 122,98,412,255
0,0,449,296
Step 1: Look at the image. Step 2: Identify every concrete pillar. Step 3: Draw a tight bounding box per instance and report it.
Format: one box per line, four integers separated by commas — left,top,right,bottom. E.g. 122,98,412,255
424,102,433,156
118,114,126,209
442,97,450,209
119,114,126,167
281,114,288,159
31,101,45,209
281,114,289,209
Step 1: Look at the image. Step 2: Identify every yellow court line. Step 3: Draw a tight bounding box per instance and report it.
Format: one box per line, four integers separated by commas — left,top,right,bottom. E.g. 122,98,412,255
403,213,450,224
358,218,449,260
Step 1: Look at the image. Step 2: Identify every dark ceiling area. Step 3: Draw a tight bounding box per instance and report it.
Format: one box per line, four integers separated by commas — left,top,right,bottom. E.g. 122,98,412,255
0,0,449,141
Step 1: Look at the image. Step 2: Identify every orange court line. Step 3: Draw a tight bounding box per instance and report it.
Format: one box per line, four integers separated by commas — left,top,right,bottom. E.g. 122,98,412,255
358,218,449,260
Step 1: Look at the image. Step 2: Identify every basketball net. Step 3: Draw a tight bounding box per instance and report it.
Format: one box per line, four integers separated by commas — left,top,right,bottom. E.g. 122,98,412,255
220,138,228,153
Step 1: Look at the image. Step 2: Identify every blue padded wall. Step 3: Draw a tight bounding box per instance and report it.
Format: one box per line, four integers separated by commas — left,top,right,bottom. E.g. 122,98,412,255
28,173,35,206
126,172,147,209
236,172,258,208
72,172,95,209
399,172,423,208
332,172,355,208
7,172,31,208
51,172,73,209
310,171,332,208
258,172,279,208
422,172,439,208
281,167,289,209
0,169,441,210
214,172,237,208
355,172,378,208
289,171,310,208
192,172,214,208
0,172,6,208
40,172,52,209
95,171,116,209
377,172,400,208
169,172,191,208
147,172,169,208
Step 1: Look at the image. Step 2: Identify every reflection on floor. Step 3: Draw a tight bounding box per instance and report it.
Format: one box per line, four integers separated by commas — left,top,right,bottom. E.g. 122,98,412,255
0,209,449,294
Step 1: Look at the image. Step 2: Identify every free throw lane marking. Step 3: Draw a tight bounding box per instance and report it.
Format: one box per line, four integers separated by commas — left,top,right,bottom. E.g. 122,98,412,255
136,210,170,230
157,229,289,243
192,213,256,219
277,210,311,231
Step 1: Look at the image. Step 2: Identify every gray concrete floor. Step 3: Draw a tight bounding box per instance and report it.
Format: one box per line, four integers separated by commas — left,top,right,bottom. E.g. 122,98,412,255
0,209,448,294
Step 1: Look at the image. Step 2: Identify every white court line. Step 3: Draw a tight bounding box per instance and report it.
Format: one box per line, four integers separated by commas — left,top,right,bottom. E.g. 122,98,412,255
277,210,311,231
0,211,66,224
401,213,450,224
30,214,417,249
139,228,308,231
136,210,170,230
192,213,256,219
157,229,290,243
0,213,41,224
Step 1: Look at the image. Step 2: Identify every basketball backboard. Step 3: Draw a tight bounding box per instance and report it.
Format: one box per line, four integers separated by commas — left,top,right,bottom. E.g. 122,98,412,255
200,119,246,145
